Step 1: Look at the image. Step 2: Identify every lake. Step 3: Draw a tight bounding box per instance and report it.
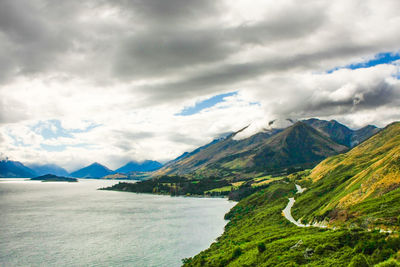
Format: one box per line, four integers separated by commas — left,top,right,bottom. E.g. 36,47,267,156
0,179,235,267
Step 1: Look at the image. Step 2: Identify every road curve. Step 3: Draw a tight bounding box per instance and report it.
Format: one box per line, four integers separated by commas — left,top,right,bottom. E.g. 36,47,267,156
282,184,309,227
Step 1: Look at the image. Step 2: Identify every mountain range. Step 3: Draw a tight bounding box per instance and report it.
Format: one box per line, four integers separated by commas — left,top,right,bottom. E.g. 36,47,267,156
156,118,379,177
0,118,378,179
0,160,163,178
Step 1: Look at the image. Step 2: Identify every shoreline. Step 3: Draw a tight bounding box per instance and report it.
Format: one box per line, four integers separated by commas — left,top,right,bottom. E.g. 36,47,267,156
99,187,236,200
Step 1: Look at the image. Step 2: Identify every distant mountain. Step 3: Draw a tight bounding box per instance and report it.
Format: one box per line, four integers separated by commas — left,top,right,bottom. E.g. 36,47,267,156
156,122,347,176
70,162,113,178
115,160,163,173
351,124,380,146
302,118,379,147
28,164,69,177
0,159,36,178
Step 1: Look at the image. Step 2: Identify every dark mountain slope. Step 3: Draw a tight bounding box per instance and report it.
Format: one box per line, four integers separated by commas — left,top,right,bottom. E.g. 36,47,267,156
303,118,379,147
156,127,282,175
156,122,347,176
213,122,348,172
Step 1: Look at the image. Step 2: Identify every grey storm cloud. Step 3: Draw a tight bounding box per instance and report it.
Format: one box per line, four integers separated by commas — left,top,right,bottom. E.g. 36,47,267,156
0,0,400,122
134,43,385,106
112,3,327,79
275,80,400,120
113,0,220,25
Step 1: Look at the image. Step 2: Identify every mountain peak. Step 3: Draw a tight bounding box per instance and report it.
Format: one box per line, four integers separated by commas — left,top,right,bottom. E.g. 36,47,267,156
115,160,163,173
70,162,112,178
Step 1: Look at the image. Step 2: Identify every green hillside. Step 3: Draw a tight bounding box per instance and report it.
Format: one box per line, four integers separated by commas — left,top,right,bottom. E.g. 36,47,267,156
183,122,400,266
183,182,400,266
292,122,400,229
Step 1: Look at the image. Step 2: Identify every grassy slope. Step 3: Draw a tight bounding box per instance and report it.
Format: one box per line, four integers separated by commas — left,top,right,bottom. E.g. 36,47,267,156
183,182,400,266
292,122,400,229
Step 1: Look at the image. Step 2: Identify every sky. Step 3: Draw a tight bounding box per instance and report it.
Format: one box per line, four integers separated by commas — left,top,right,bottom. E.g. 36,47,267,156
1,0,400,171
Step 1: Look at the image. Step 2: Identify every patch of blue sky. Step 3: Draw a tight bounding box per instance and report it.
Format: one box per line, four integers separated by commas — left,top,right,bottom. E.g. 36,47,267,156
176,91,238,116
7,132,31,147
31,119,100,140
40,144,66,152
327,51,400,74
40,143,94,152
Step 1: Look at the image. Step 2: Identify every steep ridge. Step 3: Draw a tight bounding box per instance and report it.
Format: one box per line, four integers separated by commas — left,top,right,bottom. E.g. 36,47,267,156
248,122,348,171
292,122,400,229
157,122,347,176
156,127,283,175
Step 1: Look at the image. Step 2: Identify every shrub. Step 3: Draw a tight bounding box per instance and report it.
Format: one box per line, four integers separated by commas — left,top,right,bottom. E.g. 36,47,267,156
354,240,379,255
348,254,369,267
181,258,191,264
375,258,400,267
386,238,400,251
324,242,337,251
372,248,395,264
314,245,324,255
258,242,266,253
232,247,242,259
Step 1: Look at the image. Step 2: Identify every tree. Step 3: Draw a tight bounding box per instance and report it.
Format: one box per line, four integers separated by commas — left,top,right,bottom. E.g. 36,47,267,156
258,242,266,253
232,247,242,259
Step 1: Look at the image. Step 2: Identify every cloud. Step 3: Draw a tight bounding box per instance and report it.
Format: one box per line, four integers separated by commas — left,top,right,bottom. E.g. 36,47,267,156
1,0,400,169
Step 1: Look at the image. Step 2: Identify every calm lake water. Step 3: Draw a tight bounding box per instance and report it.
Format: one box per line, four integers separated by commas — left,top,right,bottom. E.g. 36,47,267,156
0,179,235,267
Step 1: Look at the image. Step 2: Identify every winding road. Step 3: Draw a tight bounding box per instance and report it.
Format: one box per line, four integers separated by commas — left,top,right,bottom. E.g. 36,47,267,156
283,184,393,232
282,184,310,227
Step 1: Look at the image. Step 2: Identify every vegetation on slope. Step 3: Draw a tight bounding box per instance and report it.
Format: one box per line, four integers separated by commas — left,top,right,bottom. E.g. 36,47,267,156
31,174,78,182
183,182,400,266
291,122,400,229
184,122,399,266
101,175,285,201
